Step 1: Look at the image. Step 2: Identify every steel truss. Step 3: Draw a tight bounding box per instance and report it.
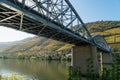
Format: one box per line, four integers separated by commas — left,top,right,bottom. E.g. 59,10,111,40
0,0,91,38
0,0,111,52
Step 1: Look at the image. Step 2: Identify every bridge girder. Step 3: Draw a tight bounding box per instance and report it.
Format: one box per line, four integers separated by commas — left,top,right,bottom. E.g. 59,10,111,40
0,0,111,52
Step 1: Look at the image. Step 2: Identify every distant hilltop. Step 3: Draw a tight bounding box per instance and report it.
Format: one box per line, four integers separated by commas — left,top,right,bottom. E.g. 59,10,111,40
86,20,120,32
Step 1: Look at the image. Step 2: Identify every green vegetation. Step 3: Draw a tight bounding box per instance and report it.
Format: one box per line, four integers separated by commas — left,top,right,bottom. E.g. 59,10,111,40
0,73,25,80
0,51,71,61
68,53,120,80
87,21,120,32
91,28,120,36
0,37,72,59
110,44,120,52
57,44,73,51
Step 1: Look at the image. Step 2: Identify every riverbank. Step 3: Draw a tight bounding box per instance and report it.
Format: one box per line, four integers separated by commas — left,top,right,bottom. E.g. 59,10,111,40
0,53,71,61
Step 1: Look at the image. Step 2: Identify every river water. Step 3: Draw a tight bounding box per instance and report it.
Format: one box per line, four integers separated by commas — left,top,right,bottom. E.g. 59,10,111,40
0,59,70,80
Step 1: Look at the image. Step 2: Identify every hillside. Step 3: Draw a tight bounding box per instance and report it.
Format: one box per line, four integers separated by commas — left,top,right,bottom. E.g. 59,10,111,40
87,21,120,32
0,36,73,59
91,27,120,51
0,21,119,58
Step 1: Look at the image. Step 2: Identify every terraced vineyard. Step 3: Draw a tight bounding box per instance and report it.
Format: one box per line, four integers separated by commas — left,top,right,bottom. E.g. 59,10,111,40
92,27,120,51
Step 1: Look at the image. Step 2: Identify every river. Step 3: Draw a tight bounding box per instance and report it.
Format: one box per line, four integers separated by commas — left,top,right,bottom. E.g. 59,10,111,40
0,59,70,80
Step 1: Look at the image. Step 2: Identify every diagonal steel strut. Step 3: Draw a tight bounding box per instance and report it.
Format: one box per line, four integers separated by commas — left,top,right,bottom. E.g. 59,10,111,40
0,13,20,22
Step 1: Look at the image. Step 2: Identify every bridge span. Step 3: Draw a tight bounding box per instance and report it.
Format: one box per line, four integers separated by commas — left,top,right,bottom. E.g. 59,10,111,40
0,0,112,75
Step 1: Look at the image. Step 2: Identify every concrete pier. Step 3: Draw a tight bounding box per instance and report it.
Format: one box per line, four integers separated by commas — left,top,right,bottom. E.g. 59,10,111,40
102,53,113,64
71,44,99,75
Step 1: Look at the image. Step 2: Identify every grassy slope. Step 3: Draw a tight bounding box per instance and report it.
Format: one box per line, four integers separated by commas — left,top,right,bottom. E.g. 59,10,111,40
92,28,120,35
0,36,72,56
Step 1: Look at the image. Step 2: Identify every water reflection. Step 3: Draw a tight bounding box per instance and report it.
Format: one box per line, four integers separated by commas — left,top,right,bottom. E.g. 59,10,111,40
0,59,70,80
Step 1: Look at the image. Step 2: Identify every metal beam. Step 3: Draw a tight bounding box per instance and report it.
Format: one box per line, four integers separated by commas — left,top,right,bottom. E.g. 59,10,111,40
23,25,42,31
0,0,111,52
37,25,47,35
65,0,92,38
0,23,36,25
20,14,24,30
0,0,92,44
0,14,20,22
0,12,17,14
53,7,69,21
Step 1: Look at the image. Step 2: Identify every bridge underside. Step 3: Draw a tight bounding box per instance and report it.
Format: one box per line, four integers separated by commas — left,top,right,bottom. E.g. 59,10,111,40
0,0,111,53
0,8,87,45
0,1,89,45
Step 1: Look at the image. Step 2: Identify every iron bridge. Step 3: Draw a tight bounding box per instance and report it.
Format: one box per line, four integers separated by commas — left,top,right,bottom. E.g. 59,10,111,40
0,0,111,52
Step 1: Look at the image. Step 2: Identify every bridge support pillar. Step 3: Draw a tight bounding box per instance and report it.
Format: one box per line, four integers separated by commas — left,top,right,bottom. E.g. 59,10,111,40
102,53,113,64
71,44,99,75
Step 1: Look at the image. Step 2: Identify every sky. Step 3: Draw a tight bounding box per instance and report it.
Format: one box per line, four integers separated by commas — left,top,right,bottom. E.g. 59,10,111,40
0,27,35,42
0,0,120,42
70,0,120,22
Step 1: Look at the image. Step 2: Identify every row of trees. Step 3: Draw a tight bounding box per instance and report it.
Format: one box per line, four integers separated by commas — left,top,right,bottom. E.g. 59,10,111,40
0,51,71,61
